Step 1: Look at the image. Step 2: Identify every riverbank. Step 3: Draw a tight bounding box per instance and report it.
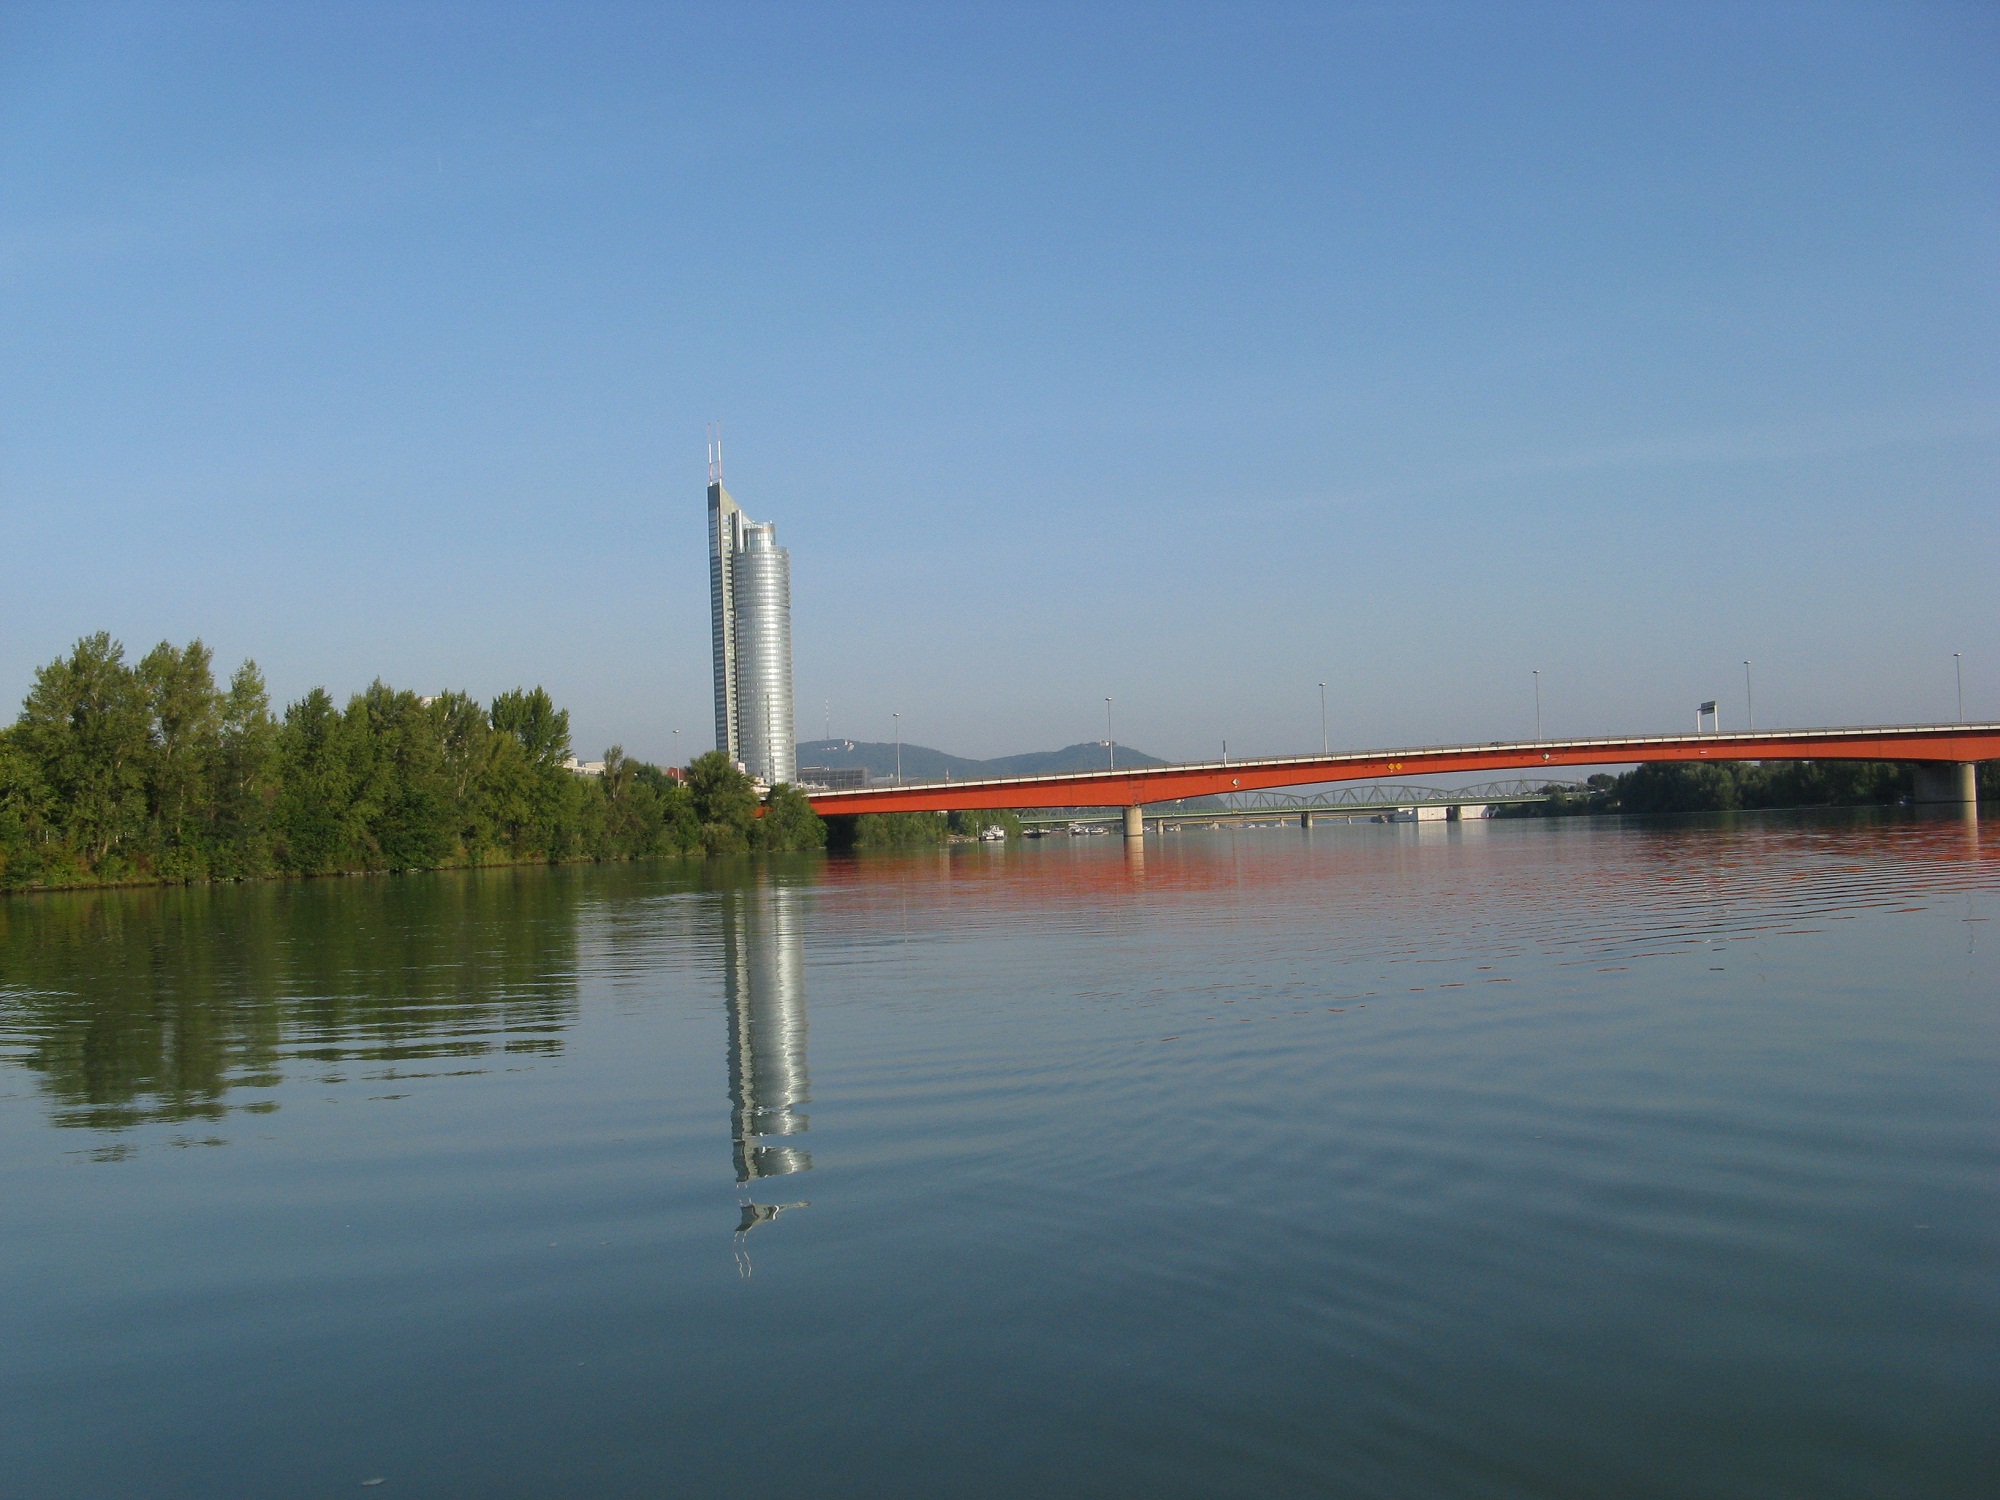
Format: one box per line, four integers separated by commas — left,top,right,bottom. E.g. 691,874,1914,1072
1497,758,1995,817
0,634,829,892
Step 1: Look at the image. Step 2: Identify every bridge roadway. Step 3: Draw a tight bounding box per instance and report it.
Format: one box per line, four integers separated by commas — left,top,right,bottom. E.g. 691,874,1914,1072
803,722,1998,820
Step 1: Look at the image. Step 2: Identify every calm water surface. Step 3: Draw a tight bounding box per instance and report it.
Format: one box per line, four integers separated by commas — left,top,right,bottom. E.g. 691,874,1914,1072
1,814,1994,1498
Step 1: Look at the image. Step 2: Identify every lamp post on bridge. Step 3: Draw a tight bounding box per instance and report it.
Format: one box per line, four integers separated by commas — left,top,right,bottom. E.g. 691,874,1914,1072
1105,697,1115,771
1319,682,1328,756
1956,653,1965,724
893,712,902,786
1744,661,1754,732
1533,670,1542,742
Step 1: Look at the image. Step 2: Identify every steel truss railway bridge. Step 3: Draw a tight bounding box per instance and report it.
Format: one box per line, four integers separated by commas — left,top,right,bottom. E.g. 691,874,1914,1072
803,723,1998,836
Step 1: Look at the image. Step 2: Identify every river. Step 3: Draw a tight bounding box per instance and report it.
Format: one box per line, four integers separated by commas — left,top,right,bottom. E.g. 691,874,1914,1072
1,812,1993,1498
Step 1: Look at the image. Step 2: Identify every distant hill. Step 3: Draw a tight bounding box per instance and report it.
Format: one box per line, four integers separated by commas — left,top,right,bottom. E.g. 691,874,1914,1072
794,739,1169,783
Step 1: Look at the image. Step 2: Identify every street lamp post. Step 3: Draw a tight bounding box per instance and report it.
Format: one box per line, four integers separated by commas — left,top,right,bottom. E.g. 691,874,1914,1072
1533,670,1542,742
1956,653,1964,724
672,728,680,767
1105,697,1115,771
1319,681,1328,756
893,712,902,786
1744,661,1754,732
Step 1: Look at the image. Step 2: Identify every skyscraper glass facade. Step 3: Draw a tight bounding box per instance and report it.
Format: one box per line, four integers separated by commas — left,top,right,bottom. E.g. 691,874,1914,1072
708,477,797,786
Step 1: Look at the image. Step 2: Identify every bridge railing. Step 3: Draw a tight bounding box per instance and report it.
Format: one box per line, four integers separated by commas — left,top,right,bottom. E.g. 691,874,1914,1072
1014,780,1593,825
1219,779,1591,810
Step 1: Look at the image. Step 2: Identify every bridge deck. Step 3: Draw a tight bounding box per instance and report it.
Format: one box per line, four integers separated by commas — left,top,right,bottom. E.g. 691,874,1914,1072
803,723,2000,815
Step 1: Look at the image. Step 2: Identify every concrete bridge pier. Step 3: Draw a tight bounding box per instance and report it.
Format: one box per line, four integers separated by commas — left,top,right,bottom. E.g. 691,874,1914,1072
1123,805,1145,840
1300,812,1313,830
1913,762,1978,806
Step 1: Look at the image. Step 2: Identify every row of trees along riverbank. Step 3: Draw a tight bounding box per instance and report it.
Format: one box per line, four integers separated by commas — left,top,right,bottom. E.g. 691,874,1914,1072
1498,758,1996,817
822,809,1023,850
0,634,825,891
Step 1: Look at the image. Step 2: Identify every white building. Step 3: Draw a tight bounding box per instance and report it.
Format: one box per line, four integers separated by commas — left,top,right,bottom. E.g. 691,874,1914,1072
707,434,797,787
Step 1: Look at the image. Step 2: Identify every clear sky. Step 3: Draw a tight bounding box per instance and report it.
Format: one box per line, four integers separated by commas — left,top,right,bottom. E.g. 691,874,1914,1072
3,2,1995,764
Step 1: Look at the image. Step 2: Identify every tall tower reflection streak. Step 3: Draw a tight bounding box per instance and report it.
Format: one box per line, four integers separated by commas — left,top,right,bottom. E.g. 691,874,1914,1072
722,885,812,1185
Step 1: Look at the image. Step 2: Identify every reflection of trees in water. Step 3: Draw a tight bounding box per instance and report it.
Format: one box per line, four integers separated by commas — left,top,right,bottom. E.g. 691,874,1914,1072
0,869,581,1131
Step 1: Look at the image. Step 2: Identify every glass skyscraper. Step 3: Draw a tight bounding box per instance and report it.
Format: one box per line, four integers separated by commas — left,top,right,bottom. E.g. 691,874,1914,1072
707,448,797,786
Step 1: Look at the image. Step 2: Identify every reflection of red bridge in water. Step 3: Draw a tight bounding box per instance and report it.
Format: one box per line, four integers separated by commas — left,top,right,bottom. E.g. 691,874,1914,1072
805,723,1998,824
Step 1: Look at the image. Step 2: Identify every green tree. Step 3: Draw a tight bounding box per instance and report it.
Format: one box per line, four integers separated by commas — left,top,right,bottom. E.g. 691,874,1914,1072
594,746,649,857
849,811,951,848
427,690,499,860
685,750,757,854
352,682,456,869
489,687,582,857
634,762,701,854
473,729,539,857
272,688,364,872
573,748,698,860
1751,760,1909,808
137,639,223,877
15,633,152,875
758,784,827,852
4,638,738,886
0,726,52,887
211,660,279,877
490,687,571,769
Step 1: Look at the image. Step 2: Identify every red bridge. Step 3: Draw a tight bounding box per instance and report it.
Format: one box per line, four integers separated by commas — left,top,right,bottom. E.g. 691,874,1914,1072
805,722,1997,823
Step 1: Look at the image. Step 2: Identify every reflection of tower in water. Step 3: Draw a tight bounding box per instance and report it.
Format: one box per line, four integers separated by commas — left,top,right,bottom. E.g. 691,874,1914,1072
722,885,812,1184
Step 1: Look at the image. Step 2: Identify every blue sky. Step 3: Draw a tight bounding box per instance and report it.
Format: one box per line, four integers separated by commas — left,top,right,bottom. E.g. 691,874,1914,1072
2,2,1994,763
